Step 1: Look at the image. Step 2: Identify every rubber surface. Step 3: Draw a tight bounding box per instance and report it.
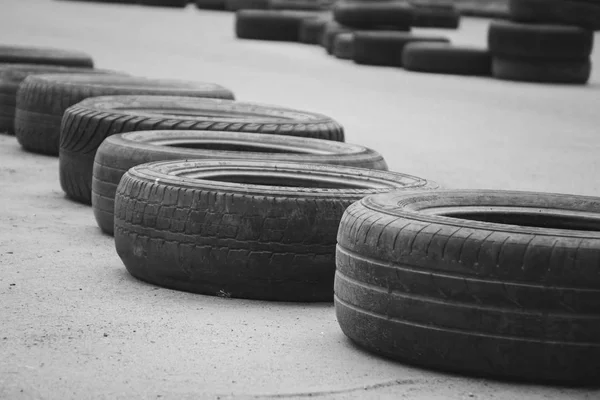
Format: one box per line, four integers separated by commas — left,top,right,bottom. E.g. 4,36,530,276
353,32,450,67
15,73,234,156
333,1,413,30
492,57,591,84
333,33,354,60
509,0,600,30
412,6,460,28
321,22,354,54
92,130,387,235
60,95,345,205
226,0,269,11
0,64,115,135
0,45,94,67
114,160,436,301
236,10,320,41
402,43,491,76
269,0,327,11
138,0,188,6
195,0,226,9
488,20,594,61
335,189,600,384
299,16,330,44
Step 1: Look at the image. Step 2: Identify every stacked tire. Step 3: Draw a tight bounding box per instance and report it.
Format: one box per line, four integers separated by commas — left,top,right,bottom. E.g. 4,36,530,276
489,0,596,84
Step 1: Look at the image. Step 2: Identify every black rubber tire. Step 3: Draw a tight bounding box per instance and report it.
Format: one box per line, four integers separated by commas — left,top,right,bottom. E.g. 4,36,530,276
455,0,510,19
402,43,491,76
0,64,116,135
15,74,233,156
333,1,413,30
195,0,225,9
60,95,345,205
333,33,354,60
321,22,354,54
491,57,591,84
269,0,327,10
412,7,460,28
93,130,388,235
0,45,94,68
114,160,436,301
226,0,269,11
137,0,188,6
488,20,594,61
236,10,321,41
353,32,450,67
299,16,331,44
335,189,600,384
509,0,600,30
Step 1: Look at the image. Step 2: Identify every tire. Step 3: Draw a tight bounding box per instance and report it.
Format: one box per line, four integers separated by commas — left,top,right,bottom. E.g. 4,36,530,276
333,1,413,30
93,130,388,235
491,57,591,84
412,7,460,29
455,1,510,19
353,32,450,67
0,45,94,68
195,0,226,9
488,20,594,61
137,0,188,6
60,95,345,205
299,16,331,44
321,22,354,54
226,0,269,11
15,73,234,156
0,64,117,135
509,0,600,30
114,160,436,301
402,43,491,76
333,33,354,60
236,10,321,41
335,189,600,384
269,0,327,11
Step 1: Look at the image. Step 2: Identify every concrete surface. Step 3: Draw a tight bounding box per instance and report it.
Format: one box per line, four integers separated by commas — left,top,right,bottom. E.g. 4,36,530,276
1,0,599,398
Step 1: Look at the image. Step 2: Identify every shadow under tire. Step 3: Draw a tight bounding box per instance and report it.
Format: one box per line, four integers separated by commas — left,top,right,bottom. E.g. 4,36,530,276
335,189,600,384
114,160,437,301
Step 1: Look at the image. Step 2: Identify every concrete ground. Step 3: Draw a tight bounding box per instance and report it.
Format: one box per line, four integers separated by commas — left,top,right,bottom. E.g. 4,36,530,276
1,0,599,398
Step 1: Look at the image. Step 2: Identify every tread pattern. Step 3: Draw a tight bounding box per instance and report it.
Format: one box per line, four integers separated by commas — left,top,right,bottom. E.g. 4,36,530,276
91,131,387,234
113,161,433,301
334,191,600,384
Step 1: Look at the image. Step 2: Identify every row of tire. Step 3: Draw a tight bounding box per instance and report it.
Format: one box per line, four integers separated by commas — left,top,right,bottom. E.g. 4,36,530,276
233,0,597,84
1,34,598,389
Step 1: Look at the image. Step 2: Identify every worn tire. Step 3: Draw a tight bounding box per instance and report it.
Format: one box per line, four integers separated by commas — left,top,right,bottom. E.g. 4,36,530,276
0,64,115,135
322,22,354,54
0,45,94,68
402,43,491,76
114,160,436,301
299,16,331,44
335,189,600,384
333,33,354,60
236,10,321,41
195,0,226,9
353,32,450,67
333,1,413,30
15,74,233,156
60,95,345,205
488,20,594,61
412,6,460,28
492,57,591,84
93,130,387,235
226,0,269,11
509,0,600,30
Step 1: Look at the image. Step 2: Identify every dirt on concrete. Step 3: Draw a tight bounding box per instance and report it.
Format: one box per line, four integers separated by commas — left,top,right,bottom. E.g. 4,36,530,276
0,0,599,398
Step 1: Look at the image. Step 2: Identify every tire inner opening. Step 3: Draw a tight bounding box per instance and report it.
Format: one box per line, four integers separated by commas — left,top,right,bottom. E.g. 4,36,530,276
199,172,375,189
445,212,600,232
163,141,329,155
